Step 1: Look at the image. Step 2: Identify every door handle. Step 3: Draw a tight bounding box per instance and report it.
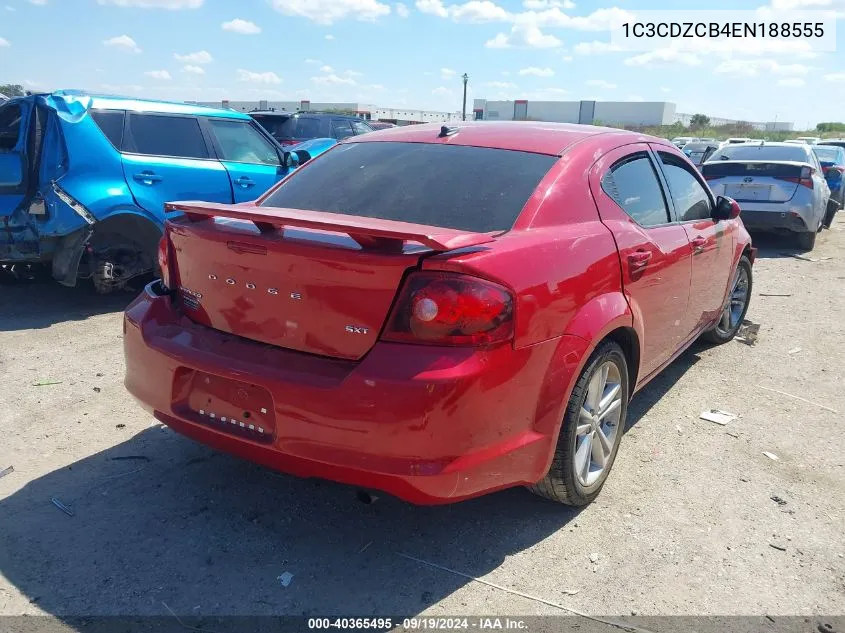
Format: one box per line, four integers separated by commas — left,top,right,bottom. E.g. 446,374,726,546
691,236,707,255
234,176,255,188
628,250,652,271
133,171,162,185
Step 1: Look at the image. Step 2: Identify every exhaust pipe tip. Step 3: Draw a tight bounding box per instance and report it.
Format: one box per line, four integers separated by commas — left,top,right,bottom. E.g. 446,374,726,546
356,490,379,505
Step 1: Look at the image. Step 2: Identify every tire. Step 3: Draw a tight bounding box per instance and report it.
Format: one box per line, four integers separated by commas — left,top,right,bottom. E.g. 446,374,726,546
529,340,629,506
796,229,817,251
823,199,837,229
701,255,753,345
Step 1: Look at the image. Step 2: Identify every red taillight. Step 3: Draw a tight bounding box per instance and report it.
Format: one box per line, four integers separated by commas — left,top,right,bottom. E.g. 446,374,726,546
157,234,171,290
381,272,514,346
704,174,718,181
778,166,815,189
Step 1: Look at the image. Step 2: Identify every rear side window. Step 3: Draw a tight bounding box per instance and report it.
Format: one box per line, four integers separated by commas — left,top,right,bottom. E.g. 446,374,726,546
260,141,557,233
292,117,323,139
601,154,670,227
0,104,22,152
125,114,209,159
657,152,712,222
91,110,125,149
207,119,279,165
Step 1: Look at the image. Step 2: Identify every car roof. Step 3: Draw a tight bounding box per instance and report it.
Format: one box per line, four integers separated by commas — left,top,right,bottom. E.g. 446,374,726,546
38,89,251,120
250,110,294,117
344,121,645,155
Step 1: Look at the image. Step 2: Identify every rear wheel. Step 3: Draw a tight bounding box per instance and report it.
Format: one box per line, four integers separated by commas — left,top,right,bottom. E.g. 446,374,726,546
796,229,817,251
702,255,752,345
529,340,629,506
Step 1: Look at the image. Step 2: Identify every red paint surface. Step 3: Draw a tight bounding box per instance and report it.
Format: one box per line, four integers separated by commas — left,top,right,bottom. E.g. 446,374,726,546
124,123,752,504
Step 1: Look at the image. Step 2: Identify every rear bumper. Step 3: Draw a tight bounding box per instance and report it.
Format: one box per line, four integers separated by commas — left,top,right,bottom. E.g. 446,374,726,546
739,206,814,233
124,282,579,504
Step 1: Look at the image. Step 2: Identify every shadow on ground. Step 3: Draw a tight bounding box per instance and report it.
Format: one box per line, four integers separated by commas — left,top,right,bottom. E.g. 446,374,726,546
0,344,699,621
748,230,821,259
0,278,134,332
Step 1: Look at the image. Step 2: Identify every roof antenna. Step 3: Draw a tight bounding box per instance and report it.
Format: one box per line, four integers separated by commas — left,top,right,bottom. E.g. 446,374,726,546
439,125,458,138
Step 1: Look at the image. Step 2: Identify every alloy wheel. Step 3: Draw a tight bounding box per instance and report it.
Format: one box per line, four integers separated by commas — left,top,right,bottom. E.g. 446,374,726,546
573,360,623,487
715,265,750,337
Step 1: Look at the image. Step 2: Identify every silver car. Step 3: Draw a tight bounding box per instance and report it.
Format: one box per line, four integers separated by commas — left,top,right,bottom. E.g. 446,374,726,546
702,142,830,250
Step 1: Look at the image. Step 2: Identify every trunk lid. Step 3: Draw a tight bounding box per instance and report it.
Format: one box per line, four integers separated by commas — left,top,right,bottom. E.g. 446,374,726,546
164,201,495,360
701,160,809,202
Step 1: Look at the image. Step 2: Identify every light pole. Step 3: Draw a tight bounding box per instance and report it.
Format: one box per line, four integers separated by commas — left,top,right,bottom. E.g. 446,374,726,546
462,73,469,121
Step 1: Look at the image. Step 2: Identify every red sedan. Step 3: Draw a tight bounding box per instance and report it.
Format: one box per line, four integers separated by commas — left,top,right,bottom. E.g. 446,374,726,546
124,122,754,506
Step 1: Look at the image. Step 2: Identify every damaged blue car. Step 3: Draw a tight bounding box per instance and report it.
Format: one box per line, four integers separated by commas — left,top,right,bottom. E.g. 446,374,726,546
0,90,335,292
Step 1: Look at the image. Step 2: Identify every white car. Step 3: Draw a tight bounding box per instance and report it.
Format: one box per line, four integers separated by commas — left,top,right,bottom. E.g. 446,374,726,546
785,137,822,145
670,136,698,148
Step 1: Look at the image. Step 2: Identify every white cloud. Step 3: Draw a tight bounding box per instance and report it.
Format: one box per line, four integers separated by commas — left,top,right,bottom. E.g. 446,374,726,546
320,65,334,72
0,37,9,47
486,81,517,88
824,72,845,82
305,58,322,64
574,40,623,55
97,0,203,8
777,77,805,87
562,55,572,61
660,86,671,93
522,0,574,8
174,50,213,64
514,6,632,29
312,73,357,85
416,0,506,21
416,0,447,16
432,86,454,96
237,69,282,84
144,70,172,80
624,48,701,67
713,59,809,77
271,0,390,24
765,0,845,17
28,0,47,4
183,64,205,75
485,23,561,48
103,34,141,53
441,67,456,78
221,18,261,34
368,83,386,89
325,34,335,39
586,79,616,89
395,1,409,16
345,70,363,77
519,66,554,77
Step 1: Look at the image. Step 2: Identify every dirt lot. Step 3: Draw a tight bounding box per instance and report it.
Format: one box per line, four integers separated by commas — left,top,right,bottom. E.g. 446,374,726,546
1,219,844,624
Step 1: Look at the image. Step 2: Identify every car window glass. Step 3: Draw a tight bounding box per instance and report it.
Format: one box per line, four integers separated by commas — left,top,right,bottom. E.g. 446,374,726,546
352,120,372,135
711,145,806,162
293,117,322,139
261,141,556,233
657,152,712,222
91,110,125,149
251,114,294,140
126,114,208,159
207,119,279,165
332,119,354,140
0,104,22,152
601,153,670,227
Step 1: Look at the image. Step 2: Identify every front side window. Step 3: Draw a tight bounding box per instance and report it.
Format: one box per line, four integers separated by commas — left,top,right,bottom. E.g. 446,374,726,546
207,119,279,165
331,119,354,140
261,141,557,233
0,104,22,152
352,120,372,135
657,152,712,222
125,114,209,159
601,153,670,227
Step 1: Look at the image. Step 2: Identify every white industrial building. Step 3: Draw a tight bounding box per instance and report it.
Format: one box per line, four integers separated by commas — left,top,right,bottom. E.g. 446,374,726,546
673,112,793,132
195,99,463,125
473,98,677,126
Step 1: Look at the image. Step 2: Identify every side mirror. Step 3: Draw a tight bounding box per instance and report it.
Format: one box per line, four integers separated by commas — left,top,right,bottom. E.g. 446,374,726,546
713,195,741,221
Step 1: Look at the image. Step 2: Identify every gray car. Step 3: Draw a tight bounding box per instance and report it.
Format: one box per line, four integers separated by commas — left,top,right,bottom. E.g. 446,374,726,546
702,142,830,250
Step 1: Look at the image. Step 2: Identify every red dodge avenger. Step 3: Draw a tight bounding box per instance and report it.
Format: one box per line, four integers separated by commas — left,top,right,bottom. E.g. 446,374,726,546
124,122,754,506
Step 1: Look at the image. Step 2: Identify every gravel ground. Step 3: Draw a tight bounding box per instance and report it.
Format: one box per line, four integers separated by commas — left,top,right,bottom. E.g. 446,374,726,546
1,218,843,624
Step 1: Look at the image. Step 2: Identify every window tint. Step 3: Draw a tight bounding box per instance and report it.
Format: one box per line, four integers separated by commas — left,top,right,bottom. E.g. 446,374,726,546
207,119,279,165
91,110,125,149
352,120,372,135
331,119,354,140
261,142,556,233
657,152,712,222
251,114,294,140
601,154,670,227
711,145,807,162
293,117,323,139
0,104,22,152
125,114,208,159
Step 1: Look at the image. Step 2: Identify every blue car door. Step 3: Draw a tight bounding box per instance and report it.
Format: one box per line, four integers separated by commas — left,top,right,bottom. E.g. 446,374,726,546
203,117,285,202
0,98,33,219
120,112,233,220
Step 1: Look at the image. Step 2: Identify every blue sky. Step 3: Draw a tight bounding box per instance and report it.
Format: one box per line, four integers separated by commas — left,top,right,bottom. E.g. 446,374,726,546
1,0,844,127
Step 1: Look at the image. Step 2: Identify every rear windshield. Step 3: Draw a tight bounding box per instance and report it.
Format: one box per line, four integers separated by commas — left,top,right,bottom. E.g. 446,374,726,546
813,146,842,162
819,141,845,150
253,114,323,140
260,142,557,232
710,145,808,162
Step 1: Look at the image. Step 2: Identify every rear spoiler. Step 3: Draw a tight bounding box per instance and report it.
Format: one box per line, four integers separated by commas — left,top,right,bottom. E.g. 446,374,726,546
165,201,495,253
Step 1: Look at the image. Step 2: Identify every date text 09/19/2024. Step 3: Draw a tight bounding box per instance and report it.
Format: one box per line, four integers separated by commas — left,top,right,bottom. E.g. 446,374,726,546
306,618,529,630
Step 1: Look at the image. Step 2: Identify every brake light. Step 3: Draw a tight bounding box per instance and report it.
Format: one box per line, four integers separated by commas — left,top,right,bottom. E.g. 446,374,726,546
381,272,514,346
157,234,171,290
778,166,815,189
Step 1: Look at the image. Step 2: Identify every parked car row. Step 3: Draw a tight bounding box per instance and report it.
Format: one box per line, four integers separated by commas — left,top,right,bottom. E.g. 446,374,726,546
0,90,337,291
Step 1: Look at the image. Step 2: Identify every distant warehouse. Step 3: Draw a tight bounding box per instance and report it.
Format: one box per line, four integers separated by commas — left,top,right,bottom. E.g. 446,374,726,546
473,99,677,126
